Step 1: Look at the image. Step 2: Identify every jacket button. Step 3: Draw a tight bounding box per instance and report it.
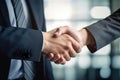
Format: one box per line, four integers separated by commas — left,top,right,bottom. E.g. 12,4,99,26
23,53,31,58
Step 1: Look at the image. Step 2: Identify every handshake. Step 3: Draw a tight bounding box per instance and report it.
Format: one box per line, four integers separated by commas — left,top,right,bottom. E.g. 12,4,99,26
42,26,95,64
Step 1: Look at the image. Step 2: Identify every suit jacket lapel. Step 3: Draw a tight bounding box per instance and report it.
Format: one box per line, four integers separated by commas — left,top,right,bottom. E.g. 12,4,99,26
0,0,10,26
0,0,11,79
27,0,44,30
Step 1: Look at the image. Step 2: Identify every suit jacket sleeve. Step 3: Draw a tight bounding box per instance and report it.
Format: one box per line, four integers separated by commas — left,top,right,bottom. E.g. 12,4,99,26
86,8,120,52
0,26,43,62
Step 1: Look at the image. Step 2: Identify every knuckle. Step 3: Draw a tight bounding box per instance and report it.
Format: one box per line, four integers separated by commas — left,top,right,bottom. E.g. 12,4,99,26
61,51,66,55
64,45,70,51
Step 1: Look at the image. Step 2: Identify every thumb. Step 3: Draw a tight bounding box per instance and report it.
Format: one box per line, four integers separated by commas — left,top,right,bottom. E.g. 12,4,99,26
53,27,64,37
53,26,81,43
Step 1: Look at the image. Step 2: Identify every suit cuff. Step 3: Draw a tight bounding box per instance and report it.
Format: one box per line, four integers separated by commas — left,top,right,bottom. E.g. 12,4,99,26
15,29,43,62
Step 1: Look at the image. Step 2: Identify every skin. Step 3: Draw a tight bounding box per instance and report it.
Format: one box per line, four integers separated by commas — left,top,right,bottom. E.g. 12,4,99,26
45,26,95,64
42,28,81,64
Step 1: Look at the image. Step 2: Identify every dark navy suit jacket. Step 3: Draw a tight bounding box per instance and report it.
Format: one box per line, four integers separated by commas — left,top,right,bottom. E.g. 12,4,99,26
0,0,54,80
86,9,120,52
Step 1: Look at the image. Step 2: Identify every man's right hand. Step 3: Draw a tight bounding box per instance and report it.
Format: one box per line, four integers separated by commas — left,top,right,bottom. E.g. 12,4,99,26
42,28,81,64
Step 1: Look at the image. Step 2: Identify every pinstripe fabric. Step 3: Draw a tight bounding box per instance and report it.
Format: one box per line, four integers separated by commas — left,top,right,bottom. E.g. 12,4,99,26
23,61,34,80
11,0,28,28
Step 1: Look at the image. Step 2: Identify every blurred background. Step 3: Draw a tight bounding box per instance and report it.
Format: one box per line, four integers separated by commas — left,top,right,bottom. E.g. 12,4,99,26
44,0,120,80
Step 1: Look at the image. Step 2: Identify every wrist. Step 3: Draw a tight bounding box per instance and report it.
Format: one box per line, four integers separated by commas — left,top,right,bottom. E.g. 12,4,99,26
78,28,96,52
78,29,89,46
42,32,49,54
78,28,95,45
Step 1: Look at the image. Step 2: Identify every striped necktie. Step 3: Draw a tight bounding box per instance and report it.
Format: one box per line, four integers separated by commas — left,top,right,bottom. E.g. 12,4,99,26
11,0,34,80
11,0,28,28
23,61,35,80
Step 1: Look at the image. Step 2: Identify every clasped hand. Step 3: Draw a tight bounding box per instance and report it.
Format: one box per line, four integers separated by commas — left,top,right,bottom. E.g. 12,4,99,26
42,26,84,64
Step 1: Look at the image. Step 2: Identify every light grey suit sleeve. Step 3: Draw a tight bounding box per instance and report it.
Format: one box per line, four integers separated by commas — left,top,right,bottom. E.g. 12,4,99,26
86,8,120,52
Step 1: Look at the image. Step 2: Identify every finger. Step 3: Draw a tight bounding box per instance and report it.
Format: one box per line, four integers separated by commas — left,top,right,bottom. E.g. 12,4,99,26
62,51,71,61
50,54,61,61
53,27,63,37
55,56,66,64
53,26,70,37
60,56,66,65
50,46,71,61
69,45,77,57
49,53,54,59
67,35,82,53
45,53,54,60
67,30,80,43
55,26,81,43
72,39,82,53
